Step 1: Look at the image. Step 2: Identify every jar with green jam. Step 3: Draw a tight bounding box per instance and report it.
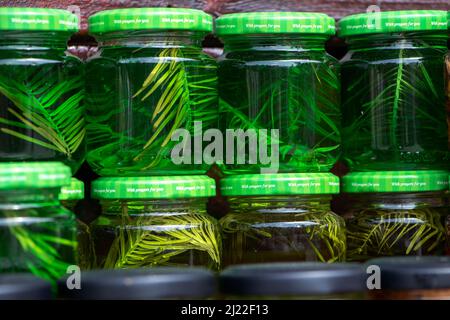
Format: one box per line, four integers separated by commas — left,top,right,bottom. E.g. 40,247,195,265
89,176,222,270
367,256,450,300
58,177,94,270
58,267,216,300
86,8,218,176
343,171,448,261
0,8,85,174
0,162,78,283
215,12,340,174
220,262,366,300
219,173,346,266
446,12,450,155
339,10,449,171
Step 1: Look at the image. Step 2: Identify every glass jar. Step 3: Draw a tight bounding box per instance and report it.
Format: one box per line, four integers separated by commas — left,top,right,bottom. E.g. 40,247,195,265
220,262,366,299
58,267,216,300
367,256,450,300
86,8,218,176
447,173,450,256
339,10,449,171
0,273,52,300
0,162,78,283
216,12,340,174
89,176,222,270
0,8,85,174
219,173,346,266
446,32,450,153
343,171,448,261
58,177,94,270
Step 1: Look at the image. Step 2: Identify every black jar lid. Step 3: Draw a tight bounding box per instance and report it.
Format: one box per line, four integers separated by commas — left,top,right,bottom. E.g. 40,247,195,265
220,263,366,297
58,267,216,300
0,274,52,300
367,256,450,290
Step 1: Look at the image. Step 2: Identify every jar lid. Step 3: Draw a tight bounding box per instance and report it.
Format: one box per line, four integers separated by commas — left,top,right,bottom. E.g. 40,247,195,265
89,8,213,34
57,267,216,299
367,256,450,290
0,274,52,300
0,7,78,32
220,173,339,196
339,10,448,37
342,170,449,193
220,263,366,296
0,162,71,190
216,12,335,36
92,176,216,199
59,178,84,201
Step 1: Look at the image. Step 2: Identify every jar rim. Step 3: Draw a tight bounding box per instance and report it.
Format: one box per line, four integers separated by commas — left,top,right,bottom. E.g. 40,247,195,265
220,173,339,196
338,10,448,37
342,170,449,193
220,262,366,296
59,178,84,201
58,267,216,299
0,7,78,33
0,162,71,191
92,176,216,200
89,8,213,35
366,256,450,290
216,12,335,36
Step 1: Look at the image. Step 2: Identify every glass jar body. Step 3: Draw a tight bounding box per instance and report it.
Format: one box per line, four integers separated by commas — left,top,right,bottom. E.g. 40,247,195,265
85,30,218,176
341,32,448,171
61,200,78,212
0,188,78,282
218,35,340,174
446,213,450,256
220,195,346,266
446,52,450,158
344,192,447,261
89,198,222,270
59,201,94,270
0,31,86,173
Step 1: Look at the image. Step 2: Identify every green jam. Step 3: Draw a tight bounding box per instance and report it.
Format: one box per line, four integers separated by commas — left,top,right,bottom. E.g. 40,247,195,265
216,12,340,174
0,8,85,174
339,11,449,171
85,8,218,176
0,162,77,283
342,171,448,261
219,174,346,266
87,176,222,270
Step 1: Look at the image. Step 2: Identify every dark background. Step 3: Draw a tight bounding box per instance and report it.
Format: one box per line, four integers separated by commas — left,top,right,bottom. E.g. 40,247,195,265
1,0,448,222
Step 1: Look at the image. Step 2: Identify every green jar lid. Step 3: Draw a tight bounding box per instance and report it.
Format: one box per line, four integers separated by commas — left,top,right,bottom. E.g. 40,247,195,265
0,7,78,32
92,176,216,199
89,8,213,34
0,162,71,190
342,171,449,193
339,10,448,37
220,173,339,196
59,178,85,201
215,12,335,36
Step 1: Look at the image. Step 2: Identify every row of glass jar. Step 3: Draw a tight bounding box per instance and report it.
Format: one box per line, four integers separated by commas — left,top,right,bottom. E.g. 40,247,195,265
2,257,450,300
81,170,450,269
1,8,449,176
2,162,450,283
